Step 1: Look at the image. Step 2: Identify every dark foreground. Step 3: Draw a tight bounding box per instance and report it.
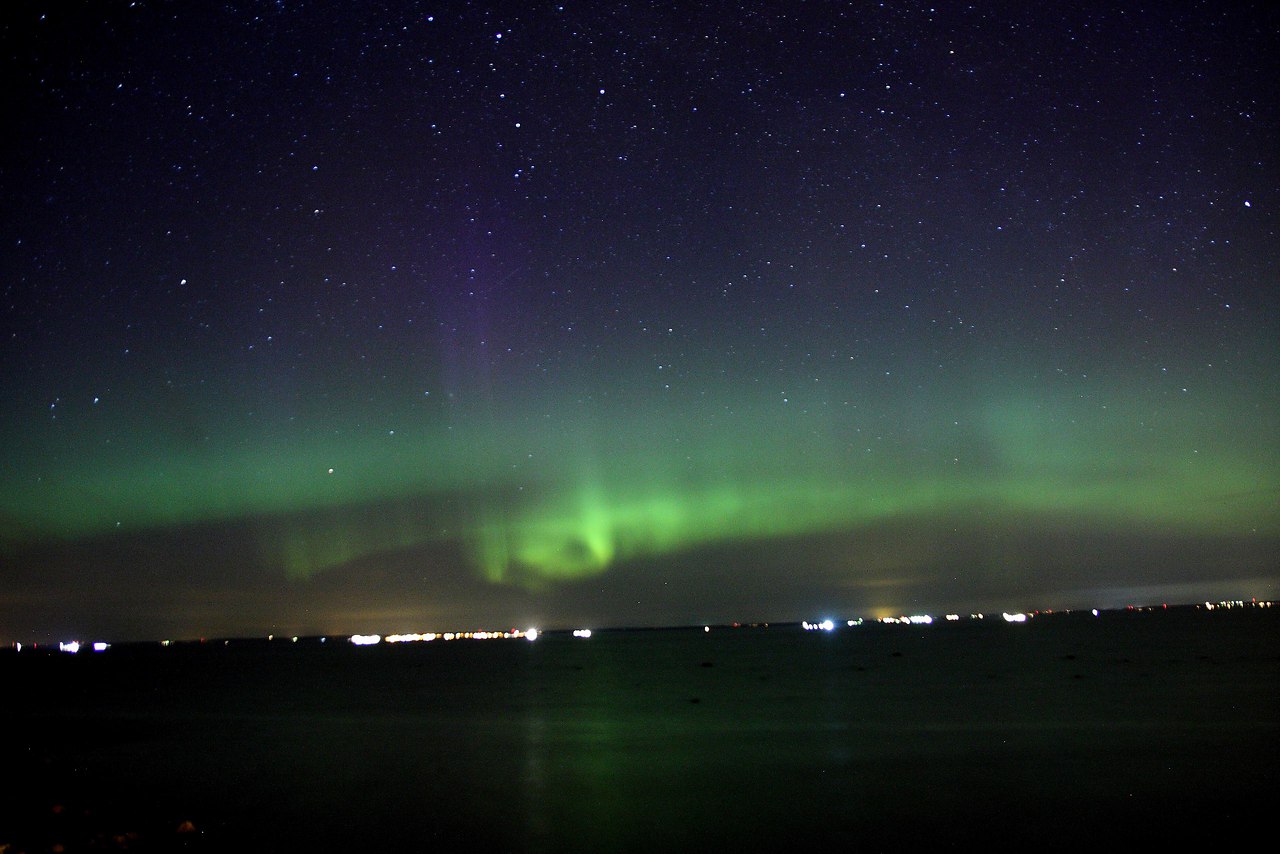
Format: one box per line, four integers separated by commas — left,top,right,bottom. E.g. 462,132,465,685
3,607,1277,852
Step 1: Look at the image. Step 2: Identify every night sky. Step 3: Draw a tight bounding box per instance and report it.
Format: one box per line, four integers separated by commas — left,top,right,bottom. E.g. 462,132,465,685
2,1,1276,643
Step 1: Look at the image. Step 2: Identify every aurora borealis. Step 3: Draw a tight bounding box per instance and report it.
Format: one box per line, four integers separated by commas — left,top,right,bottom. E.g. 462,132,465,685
1,1,1276,643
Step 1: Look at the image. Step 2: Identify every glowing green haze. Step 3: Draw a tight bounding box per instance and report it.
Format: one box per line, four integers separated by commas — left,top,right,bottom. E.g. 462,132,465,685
5,370,1276,587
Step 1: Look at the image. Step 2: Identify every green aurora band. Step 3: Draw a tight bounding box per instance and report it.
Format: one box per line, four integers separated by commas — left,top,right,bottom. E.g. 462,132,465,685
4,371,1276,587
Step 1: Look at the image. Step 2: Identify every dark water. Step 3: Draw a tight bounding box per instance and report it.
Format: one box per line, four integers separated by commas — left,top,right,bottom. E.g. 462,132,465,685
3,609,1277,852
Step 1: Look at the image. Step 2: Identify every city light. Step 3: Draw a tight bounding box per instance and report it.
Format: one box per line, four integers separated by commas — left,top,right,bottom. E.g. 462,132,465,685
12,600,1271,656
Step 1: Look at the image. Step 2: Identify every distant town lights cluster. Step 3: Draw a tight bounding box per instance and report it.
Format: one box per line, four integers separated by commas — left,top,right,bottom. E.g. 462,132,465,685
801,619,836,631
18,601,1273,655
52,640,110,654
352,628,543,645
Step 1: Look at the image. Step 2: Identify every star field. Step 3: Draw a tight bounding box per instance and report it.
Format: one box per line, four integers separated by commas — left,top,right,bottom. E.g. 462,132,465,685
1,1,1276,642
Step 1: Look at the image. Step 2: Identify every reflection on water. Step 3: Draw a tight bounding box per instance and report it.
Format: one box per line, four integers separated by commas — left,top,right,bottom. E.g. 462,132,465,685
521,663,550,845
3,613,1278,850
